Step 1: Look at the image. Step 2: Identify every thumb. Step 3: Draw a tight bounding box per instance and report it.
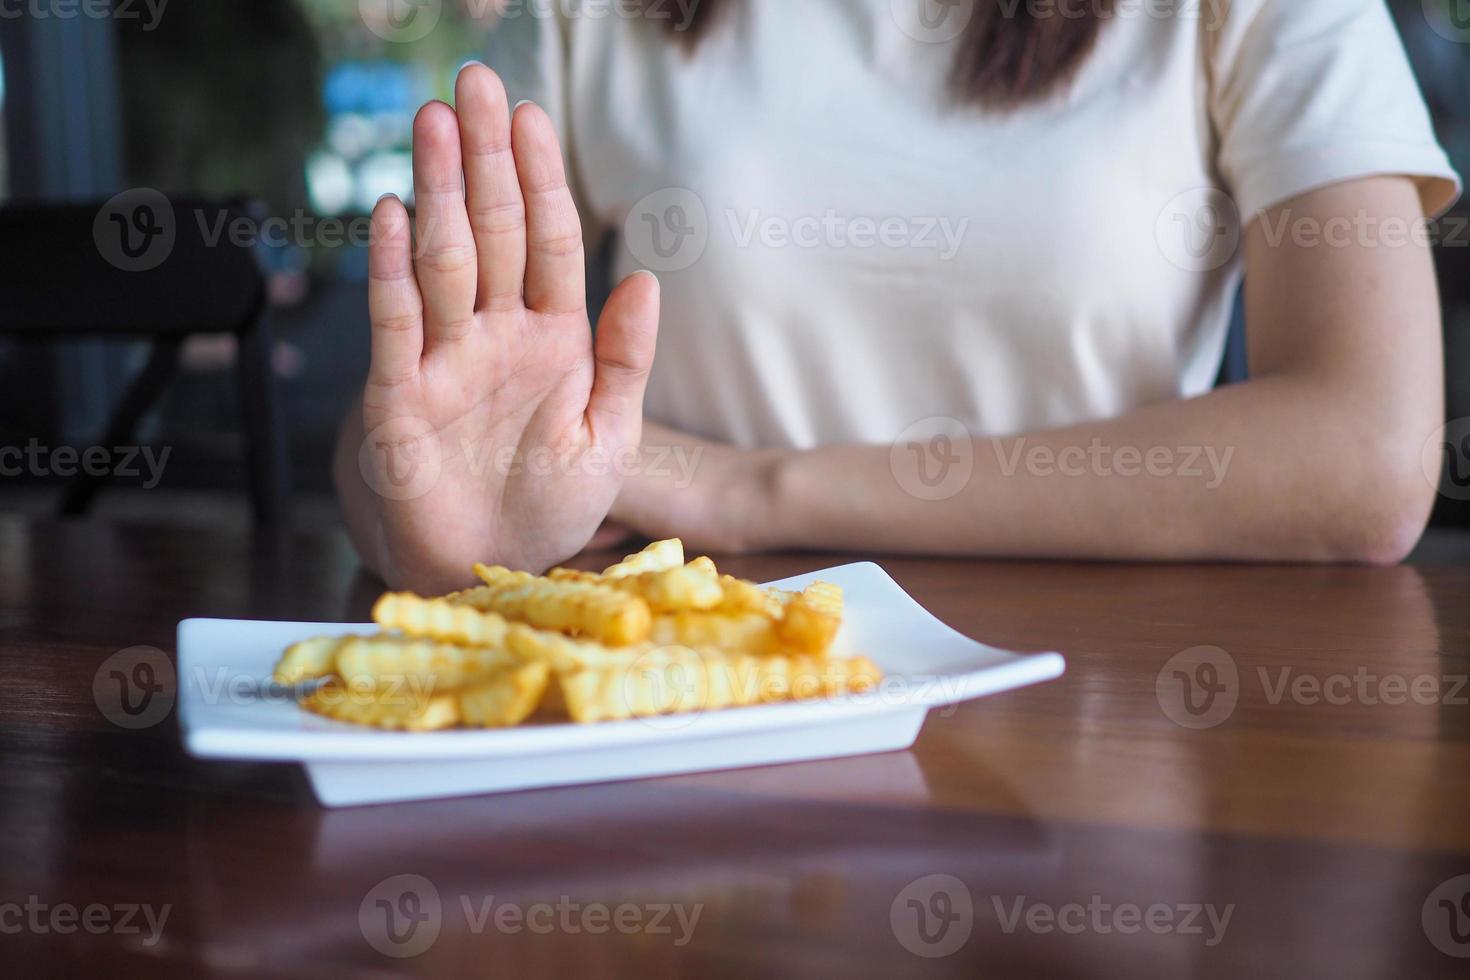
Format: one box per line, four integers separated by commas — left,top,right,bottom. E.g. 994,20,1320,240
589,269,660,429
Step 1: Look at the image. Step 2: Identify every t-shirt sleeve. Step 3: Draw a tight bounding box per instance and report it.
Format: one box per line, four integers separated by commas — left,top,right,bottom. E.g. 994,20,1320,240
1208,0,1462,220
483,9,609,247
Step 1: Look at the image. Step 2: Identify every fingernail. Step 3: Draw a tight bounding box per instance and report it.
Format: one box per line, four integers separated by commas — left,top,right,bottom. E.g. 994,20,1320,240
514,99,536,112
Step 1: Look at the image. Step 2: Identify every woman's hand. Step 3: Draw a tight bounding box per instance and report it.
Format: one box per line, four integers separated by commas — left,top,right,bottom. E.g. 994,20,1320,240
339,65,660,591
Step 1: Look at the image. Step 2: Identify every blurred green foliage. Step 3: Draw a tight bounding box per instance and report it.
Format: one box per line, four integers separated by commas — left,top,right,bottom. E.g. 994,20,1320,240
117,0,493,216
298,0,494,101
118,0,325,216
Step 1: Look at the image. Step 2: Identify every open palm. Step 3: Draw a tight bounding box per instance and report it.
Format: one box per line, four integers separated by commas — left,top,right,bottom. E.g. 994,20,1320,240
356,65,658,591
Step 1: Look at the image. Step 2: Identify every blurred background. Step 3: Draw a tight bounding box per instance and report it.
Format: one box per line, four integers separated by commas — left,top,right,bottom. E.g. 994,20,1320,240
0,0,1467,540
0,0,497,526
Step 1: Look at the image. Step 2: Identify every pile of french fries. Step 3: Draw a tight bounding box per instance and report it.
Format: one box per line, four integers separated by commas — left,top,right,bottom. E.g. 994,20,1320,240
274,540,882,730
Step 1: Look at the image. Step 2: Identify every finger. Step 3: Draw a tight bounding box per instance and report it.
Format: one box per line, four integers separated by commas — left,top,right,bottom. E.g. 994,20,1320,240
589,270,660,427
367,194,423,387
511,101,586,315
412,101,479,344
455,64,527,313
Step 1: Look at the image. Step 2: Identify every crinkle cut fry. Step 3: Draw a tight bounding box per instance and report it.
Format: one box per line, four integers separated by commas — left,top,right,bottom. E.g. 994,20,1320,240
546,565,723,612
274,635,349,684
374,591,646,672
333,634,520,691
549,558,778,619
798,581,844,617
301,680,461,731
559,649,884,723
601,539,684,579
281,538,884,730
459,661,553,728
463,565,652,645
373,592,512,647
715,575,785,617
648,610,781,653
777,582,844,655
298,661,552,731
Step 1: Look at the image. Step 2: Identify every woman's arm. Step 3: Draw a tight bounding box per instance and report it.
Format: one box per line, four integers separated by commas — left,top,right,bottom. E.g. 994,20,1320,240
330,65,662,591
613,176,1444,564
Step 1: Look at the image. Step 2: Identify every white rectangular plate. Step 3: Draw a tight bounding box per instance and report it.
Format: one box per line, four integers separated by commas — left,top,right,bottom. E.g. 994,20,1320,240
179,562,1064,807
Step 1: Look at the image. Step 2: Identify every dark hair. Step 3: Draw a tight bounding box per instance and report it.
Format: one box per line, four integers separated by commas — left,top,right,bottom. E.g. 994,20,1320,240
649,0,1114,109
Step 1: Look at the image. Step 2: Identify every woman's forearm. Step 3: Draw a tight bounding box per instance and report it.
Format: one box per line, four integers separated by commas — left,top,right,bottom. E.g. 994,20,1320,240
762,374,1435,564
755,179,1445,565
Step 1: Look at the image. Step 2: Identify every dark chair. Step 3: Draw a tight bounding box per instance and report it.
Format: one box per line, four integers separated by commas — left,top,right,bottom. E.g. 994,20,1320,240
1215,285,1249,388
1432,203,1470,527
0,196,289,522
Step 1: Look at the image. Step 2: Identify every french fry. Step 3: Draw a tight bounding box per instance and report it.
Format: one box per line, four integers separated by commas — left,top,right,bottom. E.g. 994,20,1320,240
470,564,534,589
301,680,461,731
283,538,884,730
737,651,879,702
799,581,844,617
627,564,723,611
373,592,511,648
601,539,684,579
274,635,349,684
715,575,785,617
548,565,723,613
559,649,883,724
503,622,645,674
458,661,552,728
556,551,780,619
461,566,652,645
334,635,518,691
559,647,724,722
777,583,844,655
649,610,780,652
686,556,718,576
374,591,645,672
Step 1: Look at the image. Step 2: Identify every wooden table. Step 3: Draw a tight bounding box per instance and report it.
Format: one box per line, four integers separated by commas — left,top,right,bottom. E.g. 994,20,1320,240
3,515,1468,978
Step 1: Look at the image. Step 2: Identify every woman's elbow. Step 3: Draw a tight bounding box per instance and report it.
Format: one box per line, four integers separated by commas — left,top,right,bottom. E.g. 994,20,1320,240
1319,439,1436,566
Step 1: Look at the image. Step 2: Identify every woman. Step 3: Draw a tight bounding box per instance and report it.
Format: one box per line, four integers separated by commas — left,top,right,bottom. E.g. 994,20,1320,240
336,0,1461,592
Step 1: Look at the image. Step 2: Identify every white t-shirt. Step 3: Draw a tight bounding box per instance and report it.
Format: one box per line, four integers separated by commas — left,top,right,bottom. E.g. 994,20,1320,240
485,0,1461,450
